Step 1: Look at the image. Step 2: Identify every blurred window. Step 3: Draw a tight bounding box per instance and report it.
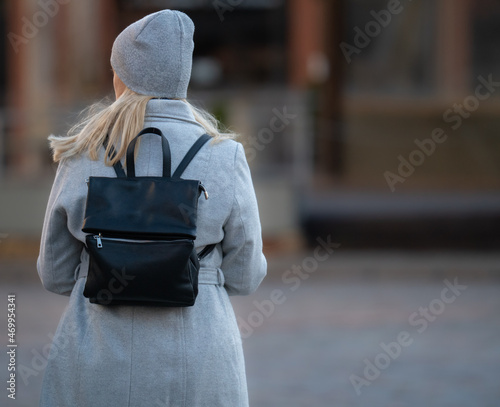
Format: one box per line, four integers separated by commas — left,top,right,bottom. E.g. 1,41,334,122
343,0,437,96
116,0,287,88
190,8,287,88
0,1,6,105
117,0,284,9
0,1,6,173
471,1,500,82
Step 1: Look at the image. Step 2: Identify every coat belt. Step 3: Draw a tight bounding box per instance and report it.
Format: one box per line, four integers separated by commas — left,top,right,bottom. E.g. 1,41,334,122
76,248,225,286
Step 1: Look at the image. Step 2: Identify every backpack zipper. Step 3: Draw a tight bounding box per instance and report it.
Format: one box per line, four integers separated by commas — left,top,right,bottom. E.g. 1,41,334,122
93,234,190,249
200,183,209,200
94,233,103,248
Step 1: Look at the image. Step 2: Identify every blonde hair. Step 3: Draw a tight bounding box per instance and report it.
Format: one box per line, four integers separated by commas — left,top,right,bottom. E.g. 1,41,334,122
50,88,236,165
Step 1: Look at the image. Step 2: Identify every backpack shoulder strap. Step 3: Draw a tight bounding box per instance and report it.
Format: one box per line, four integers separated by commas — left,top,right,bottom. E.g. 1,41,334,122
103,137,126,178
172,134,212,178
197,244,217,260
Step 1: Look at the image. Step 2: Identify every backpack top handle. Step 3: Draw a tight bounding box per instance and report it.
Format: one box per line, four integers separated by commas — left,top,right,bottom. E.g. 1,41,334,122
106,128,211,179
126,127,172,178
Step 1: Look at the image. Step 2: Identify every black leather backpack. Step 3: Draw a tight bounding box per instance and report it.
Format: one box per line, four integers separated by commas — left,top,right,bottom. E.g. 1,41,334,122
81,127,215,307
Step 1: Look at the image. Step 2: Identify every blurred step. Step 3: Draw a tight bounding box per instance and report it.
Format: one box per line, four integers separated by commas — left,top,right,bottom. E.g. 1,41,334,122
300,191,500,250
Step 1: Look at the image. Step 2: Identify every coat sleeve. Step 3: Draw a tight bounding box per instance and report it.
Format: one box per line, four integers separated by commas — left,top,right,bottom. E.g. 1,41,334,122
221,143,267,296
37,159,85,296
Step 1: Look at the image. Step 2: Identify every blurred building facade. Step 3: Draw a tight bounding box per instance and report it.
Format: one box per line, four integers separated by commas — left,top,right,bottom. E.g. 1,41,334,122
1,0,499,247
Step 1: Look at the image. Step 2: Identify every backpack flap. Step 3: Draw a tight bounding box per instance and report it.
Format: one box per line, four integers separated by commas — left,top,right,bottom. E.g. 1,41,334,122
82,176,202,239
82,127,210,239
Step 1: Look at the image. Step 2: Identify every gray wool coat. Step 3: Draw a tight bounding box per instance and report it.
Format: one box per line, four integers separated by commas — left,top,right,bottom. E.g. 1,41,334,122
37,99,267,407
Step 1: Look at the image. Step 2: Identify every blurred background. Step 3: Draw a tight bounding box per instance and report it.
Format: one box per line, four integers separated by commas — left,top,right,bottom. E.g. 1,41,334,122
0,0,499,406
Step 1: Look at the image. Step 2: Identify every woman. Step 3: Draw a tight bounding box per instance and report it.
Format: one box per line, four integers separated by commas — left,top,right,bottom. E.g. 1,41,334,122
37,9,266,407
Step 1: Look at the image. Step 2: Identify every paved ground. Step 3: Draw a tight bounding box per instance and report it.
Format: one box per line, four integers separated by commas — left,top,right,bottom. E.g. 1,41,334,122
1,252,499,407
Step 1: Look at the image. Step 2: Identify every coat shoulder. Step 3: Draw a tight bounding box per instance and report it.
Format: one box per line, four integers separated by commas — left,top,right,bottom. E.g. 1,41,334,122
207,138,245,166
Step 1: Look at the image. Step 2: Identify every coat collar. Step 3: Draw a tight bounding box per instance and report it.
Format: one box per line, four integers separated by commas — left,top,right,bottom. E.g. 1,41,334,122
145,98,201,127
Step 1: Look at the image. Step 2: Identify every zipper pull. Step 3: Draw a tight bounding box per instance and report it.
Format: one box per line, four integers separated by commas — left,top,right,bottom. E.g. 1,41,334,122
94,233,103,249
200,184,209,200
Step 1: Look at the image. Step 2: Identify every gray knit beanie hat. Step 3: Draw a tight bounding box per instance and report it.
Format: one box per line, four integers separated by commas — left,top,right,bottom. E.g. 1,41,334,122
110,10,195,98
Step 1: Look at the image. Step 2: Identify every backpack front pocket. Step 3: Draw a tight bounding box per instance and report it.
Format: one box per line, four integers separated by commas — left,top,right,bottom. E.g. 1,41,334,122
84,235,199,307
